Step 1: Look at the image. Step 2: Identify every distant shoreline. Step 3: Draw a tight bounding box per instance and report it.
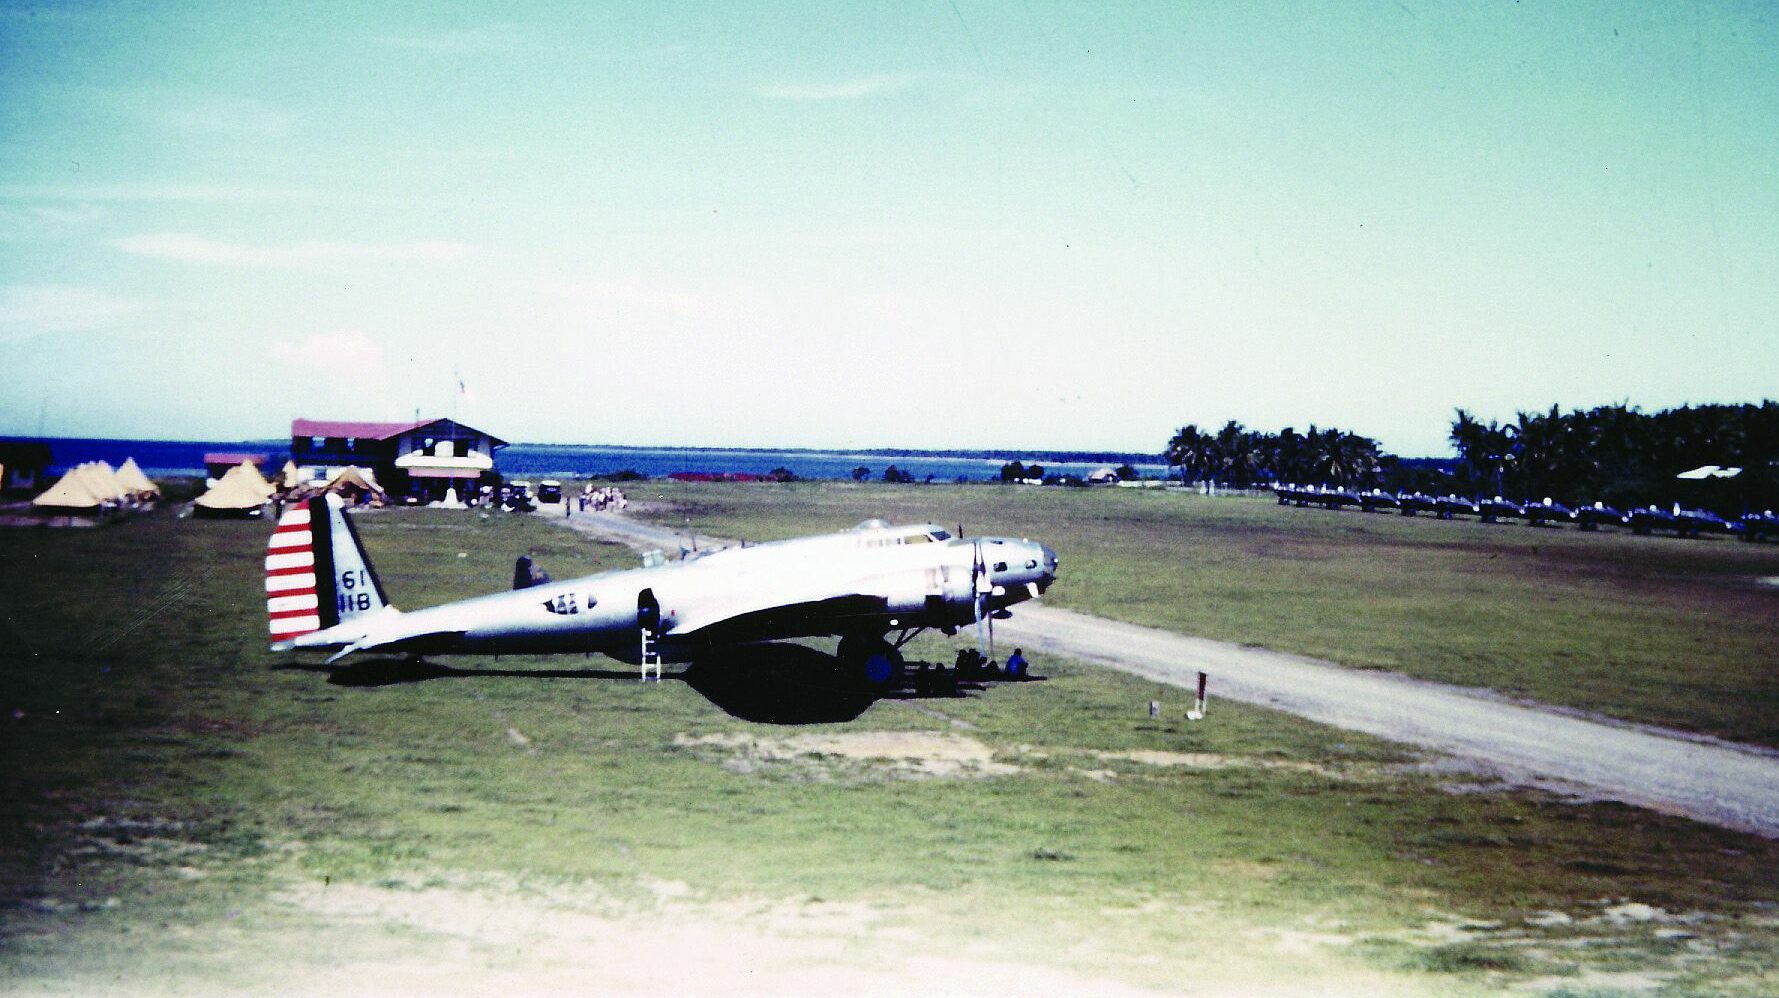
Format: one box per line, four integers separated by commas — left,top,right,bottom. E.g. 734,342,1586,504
1,434,1167,465
508,441,1167,464
2,434,1452,481
2,435,1196,482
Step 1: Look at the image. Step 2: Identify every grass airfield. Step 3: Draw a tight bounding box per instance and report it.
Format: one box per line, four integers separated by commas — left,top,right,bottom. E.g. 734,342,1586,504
644,481,1779,747
2,484,1777,995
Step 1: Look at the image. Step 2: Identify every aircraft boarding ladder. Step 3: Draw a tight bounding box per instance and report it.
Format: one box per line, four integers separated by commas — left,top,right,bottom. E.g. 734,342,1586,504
638,587,663,681
639,628,662,681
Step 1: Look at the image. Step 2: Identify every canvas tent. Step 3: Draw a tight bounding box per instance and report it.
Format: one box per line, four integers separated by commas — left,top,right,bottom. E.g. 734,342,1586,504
116,457,160,496
28,460,151,520
32,466,116,511
193,463,273,515
277,460,304,490
321,465,386,501
88,463,134,504
77,463,128,503
226,460,277,501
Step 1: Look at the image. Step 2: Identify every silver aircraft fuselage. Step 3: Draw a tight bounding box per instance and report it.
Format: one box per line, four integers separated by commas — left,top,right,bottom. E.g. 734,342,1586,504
273,510,1058,666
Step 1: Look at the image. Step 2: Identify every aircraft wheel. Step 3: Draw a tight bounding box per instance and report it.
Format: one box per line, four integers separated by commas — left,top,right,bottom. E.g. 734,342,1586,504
838,636,902,690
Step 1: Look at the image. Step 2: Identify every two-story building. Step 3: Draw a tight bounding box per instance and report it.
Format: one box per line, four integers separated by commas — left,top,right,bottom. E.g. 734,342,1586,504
290,418,507,502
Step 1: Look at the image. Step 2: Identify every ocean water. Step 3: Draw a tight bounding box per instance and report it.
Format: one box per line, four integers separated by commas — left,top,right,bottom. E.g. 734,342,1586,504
10,436,1168,483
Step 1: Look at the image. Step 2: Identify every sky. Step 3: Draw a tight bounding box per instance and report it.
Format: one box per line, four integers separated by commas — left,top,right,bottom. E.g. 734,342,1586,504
1,1,1774,456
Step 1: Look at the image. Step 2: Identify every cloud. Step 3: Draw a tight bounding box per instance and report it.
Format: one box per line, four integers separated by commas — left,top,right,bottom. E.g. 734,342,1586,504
758,73,920,101
113,233,473,266
0,285,144,339
270,329,387,394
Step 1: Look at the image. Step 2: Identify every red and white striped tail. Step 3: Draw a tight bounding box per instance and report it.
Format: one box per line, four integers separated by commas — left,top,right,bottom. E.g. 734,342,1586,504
266,503,322,641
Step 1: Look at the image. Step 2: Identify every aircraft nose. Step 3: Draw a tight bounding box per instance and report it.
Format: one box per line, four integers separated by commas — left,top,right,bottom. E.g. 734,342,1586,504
1040,544,1059,579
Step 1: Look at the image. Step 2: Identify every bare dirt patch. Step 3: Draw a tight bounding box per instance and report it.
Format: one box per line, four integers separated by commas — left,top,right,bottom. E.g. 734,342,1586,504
673,731,1020,781
1515,968,1668,994
261,877,1178,998
255,876,1459,998
1088,749,1355,781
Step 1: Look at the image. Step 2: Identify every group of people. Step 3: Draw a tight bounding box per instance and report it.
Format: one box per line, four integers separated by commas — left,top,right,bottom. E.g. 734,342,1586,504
578,484,628,512
906,647,1034,696
951,647,1030,681
474,483,533,512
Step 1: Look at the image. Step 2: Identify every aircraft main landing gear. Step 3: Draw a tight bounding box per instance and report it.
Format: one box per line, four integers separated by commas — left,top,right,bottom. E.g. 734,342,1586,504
836,634,903,691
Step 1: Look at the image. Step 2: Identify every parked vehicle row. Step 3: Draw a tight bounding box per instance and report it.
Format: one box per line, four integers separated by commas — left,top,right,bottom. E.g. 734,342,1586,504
1273,484,1777,541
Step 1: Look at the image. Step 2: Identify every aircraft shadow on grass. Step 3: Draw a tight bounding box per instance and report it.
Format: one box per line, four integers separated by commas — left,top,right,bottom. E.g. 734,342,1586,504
273,642,1022,726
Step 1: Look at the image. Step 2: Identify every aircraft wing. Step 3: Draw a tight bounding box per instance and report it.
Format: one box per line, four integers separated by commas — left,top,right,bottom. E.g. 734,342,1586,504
670,592,893,646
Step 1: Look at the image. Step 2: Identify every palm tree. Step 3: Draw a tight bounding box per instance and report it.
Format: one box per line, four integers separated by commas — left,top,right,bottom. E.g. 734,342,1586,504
1509,405,1570,498
1449,409,1509,494
1209,420,1254,487
1275,426,1306,483
1165,425,1208,484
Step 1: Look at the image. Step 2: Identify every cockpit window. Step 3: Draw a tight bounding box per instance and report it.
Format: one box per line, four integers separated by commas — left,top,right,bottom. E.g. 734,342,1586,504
993,561,1007,572
1026,559,1037,569
929,529,951,541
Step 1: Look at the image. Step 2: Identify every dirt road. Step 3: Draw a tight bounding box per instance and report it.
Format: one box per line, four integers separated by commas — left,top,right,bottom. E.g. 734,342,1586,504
554,509,1779,838
996,605,1779,838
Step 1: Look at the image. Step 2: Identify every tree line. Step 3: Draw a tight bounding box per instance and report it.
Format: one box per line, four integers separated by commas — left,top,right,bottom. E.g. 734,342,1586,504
1165,401,1779,513
1445,402,1778,511
1164,422,1385,490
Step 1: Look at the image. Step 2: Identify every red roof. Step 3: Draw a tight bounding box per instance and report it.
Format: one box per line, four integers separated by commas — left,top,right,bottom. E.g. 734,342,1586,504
292,419,430,441
290,418,506,447
203,452,270,466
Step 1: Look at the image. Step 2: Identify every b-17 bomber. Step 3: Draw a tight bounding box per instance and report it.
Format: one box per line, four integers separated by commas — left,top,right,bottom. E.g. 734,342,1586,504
266,496,1058,688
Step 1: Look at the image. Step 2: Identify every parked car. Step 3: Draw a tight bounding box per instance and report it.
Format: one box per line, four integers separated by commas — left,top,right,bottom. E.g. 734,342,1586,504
537,480,563,504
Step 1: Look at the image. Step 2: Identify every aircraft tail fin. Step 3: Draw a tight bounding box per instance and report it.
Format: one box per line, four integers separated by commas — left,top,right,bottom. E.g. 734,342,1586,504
266,494,391,647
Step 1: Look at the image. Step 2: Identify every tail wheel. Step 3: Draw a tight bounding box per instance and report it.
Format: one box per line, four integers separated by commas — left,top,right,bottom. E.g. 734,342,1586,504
838,636,902,690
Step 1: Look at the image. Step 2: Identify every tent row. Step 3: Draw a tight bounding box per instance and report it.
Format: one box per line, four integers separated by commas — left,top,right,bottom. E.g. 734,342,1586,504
191,460,386,517
31,459,161,516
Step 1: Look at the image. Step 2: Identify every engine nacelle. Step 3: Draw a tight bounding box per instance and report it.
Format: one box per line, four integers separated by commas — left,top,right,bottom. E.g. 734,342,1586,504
884,583,929,616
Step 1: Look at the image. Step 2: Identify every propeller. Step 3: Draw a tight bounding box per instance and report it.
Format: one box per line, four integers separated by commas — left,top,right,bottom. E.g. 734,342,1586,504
971,539,995,661
987,600,996,662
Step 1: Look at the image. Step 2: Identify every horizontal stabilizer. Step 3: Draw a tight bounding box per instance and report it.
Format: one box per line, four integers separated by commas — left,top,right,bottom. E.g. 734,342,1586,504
323,625,468,663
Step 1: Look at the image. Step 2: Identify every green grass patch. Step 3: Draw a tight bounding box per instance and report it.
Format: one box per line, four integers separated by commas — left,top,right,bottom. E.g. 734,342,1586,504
627,481,1779,746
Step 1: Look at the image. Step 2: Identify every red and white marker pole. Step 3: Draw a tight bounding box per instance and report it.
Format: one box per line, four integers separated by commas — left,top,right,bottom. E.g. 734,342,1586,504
1187,671,1208,721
